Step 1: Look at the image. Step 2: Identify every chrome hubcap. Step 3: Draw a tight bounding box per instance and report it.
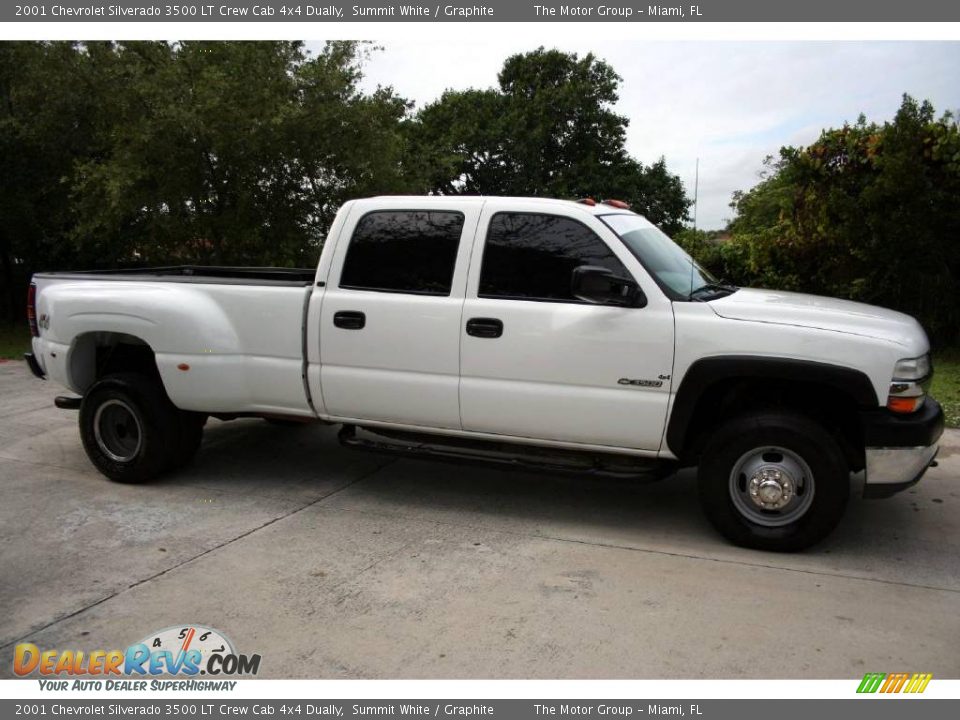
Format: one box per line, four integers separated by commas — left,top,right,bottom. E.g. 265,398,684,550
749,467,794,509
729,446,814,527
93,399,142,463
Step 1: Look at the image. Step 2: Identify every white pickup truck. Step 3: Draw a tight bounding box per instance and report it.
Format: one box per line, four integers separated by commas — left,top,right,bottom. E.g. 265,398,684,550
25,196,943,551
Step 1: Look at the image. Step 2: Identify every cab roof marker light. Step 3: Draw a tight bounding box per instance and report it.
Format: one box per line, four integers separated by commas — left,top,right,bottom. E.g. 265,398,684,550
602,199,631,209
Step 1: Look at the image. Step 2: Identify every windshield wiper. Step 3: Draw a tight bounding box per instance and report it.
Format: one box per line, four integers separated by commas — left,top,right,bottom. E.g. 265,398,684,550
688,281,738,301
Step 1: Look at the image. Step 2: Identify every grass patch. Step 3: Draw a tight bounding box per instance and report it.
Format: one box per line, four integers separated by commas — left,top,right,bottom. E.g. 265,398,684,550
0,323,31,360
932,348,960,429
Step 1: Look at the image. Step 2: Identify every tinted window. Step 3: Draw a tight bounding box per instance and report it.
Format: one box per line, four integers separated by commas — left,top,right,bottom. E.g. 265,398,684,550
479,213,629,301
340,211,465,295
600,213,715,299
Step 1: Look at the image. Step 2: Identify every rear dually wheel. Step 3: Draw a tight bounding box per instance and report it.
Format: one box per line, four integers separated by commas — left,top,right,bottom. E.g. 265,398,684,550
79,372,200,482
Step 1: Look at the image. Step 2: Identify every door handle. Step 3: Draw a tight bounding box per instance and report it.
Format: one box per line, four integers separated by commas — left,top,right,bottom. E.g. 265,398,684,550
466,317,503,338
333,311,366,330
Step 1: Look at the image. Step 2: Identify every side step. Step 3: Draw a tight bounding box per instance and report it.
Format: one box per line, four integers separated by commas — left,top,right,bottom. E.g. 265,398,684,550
54,395,83,410
338,425,671,481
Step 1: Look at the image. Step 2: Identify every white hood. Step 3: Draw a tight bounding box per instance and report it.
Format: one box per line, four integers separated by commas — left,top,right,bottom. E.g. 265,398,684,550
708,288,928,350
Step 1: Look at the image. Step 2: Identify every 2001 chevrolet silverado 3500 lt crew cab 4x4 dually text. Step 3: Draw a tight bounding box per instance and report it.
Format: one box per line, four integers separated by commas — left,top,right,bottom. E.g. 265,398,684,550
24,196,944,551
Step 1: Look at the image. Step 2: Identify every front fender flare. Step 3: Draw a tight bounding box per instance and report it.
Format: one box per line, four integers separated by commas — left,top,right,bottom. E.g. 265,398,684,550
666,355,879,457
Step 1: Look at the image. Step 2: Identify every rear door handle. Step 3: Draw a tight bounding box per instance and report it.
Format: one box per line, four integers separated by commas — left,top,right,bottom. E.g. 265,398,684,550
333,311,366,330
466,317,503,338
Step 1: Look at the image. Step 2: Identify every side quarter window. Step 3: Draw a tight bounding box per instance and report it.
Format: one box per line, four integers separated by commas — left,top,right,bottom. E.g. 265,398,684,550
479,212,630,302
340,210,465,296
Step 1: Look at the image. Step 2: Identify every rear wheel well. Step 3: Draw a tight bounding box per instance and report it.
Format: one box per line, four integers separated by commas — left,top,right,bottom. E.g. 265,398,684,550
69,332,159,393
678,378,865,472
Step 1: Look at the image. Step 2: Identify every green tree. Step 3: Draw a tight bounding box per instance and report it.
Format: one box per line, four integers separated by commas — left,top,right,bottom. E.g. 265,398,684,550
2,42,693,324
0,42,100,323
69,41,415,268
719,95,960,345
410,47,691,234
1,41,421,322
408,88,509,196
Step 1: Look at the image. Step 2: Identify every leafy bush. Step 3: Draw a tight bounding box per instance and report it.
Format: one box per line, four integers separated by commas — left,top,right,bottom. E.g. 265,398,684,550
692,96,960,346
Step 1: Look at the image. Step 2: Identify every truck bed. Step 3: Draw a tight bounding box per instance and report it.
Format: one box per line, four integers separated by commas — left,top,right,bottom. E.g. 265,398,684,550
33,265,317,286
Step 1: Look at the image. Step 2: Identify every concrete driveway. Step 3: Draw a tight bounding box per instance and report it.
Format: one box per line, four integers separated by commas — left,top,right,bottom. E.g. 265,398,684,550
1,360,958,679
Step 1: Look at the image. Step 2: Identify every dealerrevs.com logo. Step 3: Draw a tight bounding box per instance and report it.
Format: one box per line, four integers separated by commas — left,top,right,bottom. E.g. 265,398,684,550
14,625,261,682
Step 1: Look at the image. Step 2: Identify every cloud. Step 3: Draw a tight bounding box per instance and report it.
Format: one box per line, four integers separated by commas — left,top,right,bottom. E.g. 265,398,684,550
309,40,960,230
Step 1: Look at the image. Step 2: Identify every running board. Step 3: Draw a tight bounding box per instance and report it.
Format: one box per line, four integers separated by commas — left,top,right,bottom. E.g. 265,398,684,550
337,425,670,481
54,395,82,410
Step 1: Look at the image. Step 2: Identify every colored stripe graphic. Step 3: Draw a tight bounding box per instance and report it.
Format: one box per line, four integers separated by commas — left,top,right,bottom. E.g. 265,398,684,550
857,672,932,693
857,673,886,693
905,673,934,693
890,673,909,693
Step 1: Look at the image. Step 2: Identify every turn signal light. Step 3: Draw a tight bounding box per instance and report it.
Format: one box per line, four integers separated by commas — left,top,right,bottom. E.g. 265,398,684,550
887,395,924,414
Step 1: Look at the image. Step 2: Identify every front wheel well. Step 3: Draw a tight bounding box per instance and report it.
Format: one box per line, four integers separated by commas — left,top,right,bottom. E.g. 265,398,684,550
676,377,866,472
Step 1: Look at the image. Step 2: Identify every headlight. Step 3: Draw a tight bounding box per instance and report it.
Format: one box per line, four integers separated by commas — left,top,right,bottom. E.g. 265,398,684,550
893,354,931,381
887,354,931,414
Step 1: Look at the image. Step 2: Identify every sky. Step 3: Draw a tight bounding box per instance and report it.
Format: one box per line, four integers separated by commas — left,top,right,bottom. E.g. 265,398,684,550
306,40,959,230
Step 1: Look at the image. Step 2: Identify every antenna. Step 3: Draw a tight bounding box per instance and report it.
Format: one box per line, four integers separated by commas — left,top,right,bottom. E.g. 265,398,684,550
688,158,699,299
693,157,699,232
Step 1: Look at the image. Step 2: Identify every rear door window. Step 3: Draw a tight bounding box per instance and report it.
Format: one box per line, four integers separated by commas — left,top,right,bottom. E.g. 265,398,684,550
340,210,465,296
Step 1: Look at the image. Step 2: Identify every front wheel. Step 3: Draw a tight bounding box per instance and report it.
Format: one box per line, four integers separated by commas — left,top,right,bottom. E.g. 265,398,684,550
697,412,849,552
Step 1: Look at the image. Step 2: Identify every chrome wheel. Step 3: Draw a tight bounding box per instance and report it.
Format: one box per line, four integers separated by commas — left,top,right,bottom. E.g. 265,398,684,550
728,446,815,527
93,399,143,463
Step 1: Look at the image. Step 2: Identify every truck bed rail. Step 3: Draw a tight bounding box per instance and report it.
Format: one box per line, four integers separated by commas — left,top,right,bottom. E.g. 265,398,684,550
32,265,317,286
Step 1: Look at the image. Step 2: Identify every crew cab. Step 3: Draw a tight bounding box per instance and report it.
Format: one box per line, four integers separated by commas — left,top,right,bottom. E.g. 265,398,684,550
25,196,944,551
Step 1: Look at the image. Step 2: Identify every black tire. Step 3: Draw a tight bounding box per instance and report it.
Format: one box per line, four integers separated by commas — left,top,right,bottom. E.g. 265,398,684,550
79,372,180,483
697,411,849,552
263,418,303,427
169,412,207,470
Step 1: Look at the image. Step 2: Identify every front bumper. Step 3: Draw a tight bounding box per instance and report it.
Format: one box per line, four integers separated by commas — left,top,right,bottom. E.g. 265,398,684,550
861,399,944,498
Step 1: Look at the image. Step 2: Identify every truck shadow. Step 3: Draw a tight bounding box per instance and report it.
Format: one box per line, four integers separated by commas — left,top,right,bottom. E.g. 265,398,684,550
169,418,958,582
174,418,712,544
187,422,712,540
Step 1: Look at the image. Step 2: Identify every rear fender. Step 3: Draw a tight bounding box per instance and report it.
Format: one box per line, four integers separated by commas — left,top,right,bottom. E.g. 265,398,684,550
40,281,239,402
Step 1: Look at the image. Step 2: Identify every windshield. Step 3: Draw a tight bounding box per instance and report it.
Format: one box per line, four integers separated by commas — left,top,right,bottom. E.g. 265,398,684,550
599,214,718,300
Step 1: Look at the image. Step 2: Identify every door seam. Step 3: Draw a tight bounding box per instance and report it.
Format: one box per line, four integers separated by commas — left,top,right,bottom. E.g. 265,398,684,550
457,201,488,431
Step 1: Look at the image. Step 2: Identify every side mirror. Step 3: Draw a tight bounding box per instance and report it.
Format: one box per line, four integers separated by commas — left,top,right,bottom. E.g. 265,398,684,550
571,265,646,308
